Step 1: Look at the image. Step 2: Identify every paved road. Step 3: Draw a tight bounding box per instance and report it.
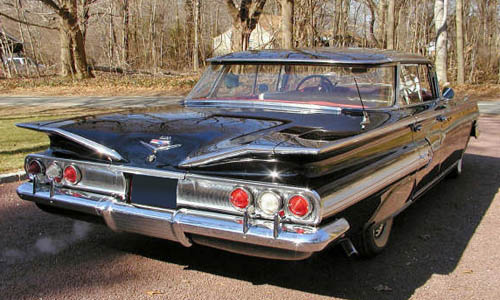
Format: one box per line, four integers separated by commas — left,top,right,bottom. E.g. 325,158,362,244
478,101,500,115
0,107,499,299
0,96,183,108
0,96,499,113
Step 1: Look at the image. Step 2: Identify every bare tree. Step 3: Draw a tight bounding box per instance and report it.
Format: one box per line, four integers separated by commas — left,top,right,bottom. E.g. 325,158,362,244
225,0,267,51
386,0,394,49
434,0,448,84
193,0,200,70
456,0,464,84
280,0,293,48
121,0,129,66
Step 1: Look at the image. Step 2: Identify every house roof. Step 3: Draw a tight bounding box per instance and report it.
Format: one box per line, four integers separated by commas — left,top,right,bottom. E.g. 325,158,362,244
208,48,431,65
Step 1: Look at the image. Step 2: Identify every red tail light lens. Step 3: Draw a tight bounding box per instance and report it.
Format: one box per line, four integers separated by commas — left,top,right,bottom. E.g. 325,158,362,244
26,160,44,179
63,165,81,185
288,195,310,217
27,160,42,175
230,187,251,209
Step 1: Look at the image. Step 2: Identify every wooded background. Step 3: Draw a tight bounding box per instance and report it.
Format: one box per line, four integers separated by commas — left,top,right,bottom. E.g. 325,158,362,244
0,0,498,84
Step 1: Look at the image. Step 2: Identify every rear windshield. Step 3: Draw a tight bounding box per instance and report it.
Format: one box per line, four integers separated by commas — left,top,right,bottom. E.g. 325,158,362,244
187,64,395,108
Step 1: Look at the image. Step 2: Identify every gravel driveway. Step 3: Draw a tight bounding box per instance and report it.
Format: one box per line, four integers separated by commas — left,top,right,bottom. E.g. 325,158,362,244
0,114,499,300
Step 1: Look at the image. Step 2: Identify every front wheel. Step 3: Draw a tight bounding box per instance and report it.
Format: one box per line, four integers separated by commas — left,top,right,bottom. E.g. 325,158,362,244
354,217,394,258
447,157,463,178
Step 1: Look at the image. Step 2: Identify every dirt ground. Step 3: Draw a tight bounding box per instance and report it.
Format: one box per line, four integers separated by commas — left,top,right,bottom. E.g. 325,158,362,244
0,114,499,300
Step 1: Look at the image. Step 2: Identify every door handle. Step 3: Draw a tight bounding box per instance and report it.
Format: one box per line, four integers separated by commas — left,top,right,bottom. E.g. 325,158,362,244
436,115,448,122
436,102,448,110
411,123,422,132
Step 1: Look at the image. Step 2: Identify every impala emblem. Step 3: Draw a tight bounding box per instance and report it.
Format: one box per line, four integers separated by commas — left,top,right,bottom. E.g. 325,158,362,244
140,136,181,163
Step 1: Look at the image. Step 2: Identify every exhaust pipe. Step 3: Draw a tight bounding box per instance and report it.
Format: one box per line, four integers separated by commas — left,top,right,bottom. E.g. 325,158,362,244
339,238,359,257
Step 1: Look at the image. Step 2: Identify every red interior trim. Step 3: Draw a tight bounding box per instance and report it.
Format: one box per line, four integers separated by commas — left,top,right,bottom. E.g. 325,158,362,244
192,97,363,109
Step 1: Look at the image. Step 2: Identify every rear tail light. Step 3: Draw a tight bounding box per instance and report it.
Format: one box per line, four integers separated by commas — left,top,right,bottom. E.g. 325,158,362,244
63,165,81,185
288,195,311,218
230,187,252,209
46,163,63,183
26,160,44,179
257,191,282,215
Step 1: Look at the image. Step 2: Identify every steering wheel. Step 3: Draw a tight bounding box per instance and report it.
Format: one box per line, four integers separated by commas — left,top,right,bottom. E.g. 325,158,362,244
296,75,336,93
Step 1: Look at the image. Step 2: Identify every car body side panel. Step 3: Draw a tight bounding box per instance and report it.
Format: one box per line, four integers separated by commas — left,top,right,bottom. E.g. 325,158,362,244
439,97,477,171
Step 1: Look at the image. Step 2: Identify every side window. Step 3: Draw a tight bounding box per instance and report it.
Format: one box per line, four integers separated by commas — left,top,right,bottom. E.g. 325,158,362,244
399,65,422,105
399,64,435,106
417,64,434,101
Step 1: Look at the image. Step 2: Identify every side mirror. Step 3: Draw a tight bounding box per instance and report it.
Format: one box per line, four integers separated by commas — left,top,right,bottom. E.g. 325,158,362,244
442,87,454,99
258,84,269,93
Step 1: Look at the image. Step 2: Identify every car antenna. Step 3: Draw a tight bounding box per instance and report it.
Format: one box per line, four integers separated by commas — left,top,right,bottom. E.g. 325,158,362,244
353,76,370,130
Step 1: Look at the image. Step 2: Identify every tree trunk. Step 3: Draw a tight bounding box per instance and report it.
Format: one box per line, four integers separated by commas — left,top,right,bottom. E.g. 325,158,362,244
280,0,293,49
54,0,92,78
434,0,448,84
193,0,200,71
59,23,75,77
226,0,267,52
456,0,464,84
386,0,395,49
122,0,130,66
185,0,194,65
377,0,387,47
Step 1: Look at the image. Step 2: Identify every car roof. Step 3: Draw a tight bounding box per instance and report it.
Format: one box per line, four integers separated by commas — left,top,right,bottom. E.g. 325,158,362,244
208,48,431,65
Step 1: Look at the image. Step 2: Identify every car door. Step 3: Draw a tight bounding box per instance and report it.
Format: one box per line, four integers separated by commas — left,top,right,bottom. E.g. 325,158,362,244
398,64,445,198
436,90,472,173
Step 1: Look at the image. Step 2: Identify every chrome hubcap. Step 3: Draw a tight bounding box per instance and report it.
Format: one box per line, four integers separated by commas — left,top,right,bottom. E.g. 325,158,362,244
374,223,385,238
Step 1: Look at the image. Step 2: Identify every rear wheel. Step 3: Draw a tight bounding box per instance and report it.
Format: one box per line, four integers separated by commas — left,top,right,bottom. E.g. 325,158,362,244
354,217,393,258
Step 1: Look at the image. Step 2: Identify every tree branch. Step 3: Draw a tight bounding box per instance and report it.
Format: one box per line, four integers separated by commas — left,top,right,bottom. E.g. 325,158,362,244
38,0,62,15
0,11,58,30
225,0,239,23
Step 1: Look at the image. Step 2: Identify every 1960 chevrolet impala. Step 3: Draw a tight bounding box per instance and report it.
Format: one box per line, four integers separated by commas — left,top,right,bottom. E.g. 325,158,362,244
17,48,479,260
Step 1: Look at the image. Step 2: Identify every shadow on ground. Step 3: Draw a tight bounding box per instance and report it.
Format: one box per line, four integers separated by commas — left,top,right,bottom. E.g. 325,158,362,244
0,152,497,300
105,153,498,299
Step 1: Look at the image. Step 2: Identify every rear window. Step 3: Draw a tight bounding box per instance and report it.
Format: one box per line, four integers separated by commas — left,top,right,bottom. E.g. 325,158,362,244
187,64,396,109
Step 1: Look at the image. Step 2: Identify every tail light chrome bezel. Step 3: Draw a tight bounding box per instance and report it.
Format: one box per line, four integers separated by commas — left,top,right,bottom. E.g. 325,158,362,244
229,186,253,211
256,190,283,216
63,165,82,185
286,194,313,219
46,162,63,185
25,159,44,178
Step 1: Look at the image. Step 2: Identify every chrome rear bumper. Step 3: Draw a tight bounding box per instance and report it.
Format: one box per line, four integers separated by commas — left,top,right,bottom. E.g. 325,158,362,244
17,182,349,260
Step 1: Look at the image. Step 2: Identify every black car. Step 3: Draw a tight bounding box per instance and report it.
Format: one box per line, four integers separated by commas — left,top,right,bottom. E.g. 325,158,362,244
17,48,479,260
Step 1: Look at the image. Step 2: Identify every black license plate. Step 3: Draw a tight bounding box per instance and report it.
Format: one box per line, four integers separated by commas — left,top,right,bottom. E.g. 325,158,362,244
130,175,177,209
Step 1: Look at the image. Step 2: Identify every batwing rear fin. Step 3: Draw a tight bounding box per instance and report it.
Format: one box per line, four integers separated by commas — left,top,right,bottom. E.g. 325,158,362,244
16,122,126,162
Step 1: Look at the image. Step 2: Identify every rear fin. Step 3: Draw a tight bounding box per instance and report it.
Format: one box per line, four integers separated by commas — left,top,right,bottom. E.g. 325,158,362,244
16,122,126,162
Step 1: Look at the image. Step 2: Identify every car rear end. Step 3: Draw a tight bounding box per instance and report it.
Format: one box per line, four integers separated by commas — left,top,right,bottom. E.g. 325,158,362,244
18,154,350,260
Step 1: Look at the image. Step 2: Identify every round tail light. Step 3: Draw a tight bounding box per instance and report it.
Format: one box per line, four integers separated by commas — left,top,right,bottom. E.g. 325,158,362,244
288,195,311,218
257,191,282,215
26,160,44,179
63,165,81,185
230,187,251,209
46,163,63,183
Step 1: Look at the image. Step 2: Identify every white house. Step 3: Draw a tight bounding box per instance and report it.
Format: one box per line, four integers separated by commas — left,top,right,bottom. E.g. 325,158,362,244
213,14,281,55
